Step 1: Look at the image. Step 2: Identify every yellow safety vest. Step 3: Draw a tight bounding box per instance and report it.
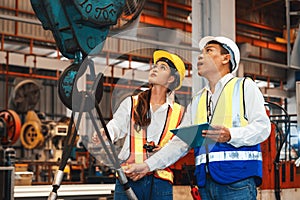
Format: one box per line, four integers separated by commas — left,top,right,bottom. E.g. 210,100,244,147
124,95,184,183
195,77,248,127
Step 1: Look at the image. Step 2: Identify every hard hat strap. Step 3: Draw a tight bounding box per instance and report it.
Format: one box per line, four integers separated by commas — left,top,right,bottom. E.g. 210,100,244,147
156,57,177,72
221,43,236,71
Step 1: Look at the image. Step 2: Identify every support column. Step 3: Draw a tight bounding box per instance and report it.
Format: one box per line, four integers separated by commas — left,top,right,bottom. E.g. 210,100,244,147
192,0,236,94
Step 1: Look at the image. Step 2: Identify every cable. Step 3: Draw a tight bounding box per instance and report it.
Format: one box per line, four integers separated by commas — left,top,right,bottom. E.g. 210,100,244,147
265,100,291,200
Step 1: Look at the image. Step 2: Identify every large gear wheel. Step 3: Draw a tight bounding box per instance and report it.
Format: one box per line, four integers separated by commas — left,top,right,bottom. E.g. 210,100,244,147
20,121,44,149
10,79,41,114
0,109,21,145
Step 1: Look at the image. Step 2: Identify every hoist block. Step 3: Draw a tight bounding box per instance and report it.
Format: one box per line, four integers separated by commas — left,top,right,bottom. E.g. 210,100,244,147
30,0,125,58
57,59,104,111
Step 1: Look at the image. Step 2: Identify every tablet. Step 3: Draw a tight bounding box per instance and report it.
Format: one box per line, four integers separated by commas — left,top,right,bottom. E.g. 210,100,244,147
170,123,213,148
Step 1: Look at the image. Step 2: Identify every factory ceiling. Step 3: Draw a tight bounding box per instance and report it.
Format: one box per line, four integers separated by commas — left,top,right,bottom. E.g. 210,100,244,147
0,0,300,98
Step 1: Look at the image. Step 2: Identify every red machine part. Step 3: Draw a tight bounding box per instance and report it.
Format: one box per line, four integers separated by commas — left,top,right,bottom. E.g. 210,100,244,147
0,109,21,145
170,149,195,170
260,123,277,189
260,123,300,189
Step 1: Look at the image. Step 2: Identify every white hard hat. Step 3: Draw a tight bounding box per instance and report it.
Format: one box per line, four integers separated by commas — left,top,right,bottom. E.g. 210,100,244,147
199,36,240,73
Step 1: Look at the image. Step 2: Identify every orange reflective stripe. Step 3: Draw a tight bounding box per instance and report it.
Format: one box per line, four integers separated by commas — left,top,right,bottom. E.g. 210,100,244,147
126,96,147,164
132,129,146,164
155,103,184,183
159,103,184,147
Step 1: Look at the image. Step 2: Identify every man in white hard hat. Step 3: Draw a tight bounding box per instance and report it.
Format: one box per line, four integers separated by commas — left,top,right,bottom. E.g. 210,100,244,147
125,36,271,200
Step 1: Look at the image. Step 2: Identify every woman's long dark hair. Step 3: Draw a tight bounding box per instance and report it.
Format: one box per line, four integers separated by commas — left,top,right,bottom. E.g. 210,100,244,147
133,88,151,131
133,58,180,131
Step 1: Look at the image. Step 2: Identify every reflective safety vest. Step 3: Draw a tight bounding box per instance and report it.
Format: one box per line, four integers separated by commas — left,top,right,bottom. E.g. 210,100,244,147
192,77,262,187
123,95,184,183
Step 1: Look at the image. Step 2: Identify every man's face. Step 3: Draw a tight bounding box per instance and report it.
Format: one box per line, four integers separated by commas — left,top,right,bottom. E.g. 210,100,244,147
197,43,225,77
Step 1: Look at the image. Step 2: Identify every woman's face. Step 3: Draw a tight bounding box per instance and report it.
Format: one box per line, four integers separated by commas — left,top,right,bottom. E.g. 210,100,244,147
148,60,175,88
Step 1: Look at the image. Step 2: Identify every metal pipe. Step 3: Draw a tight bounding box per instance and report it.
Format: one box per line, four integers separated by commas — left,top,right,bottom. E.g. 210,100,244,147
1,34,4,51
5,52,9,109
148,0,191,11
285,0,291,68
241,57,300,70
139,13,191,32
114,35,200,52
0,14,41,25
15,0,19,36
0,71,59,81
249,0,281,12
236,34,286,52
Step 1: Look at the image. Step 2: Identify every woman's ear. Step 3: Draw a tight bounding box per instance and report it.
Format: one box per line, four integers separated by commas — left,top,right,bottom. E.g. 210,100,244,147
167,75,175,84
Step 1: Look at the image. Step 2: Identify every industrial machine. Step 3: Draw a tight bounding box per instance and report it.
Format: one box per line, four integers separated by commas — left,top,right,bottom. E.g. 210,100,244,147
9,79,41,114
5,78,69,158
19,110,69,157
24,0,300,200
0,110,21,146
259,101,300,200
29,0,146,199
0,110,20,200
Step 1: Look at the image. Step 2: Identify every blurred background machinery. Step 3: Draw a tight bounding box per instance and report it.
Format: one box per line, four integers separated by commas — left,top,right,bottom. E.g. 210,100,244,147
1,0,300,200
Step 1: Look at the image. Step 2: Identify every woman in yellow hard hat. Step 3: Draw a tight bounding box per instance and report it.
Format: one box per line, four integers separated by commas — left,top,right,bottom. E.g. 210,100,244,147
93,49,186,200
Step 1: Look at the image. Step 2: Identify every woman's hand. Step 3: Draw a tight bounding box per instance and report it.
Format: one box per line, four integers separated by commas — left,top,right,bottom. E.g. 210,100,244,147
123,163,150,181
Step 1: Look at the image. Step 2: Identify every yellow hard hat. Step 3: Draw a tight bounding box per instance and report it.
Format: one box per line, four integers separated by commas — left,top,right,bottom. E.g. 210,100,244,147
153,50,186,90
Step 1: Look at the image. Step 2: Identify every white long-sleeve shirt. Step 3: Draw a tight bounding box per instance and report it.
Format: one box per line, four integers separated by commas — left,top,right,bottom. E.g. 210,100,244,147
106,95,176,162
145,73,271,171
